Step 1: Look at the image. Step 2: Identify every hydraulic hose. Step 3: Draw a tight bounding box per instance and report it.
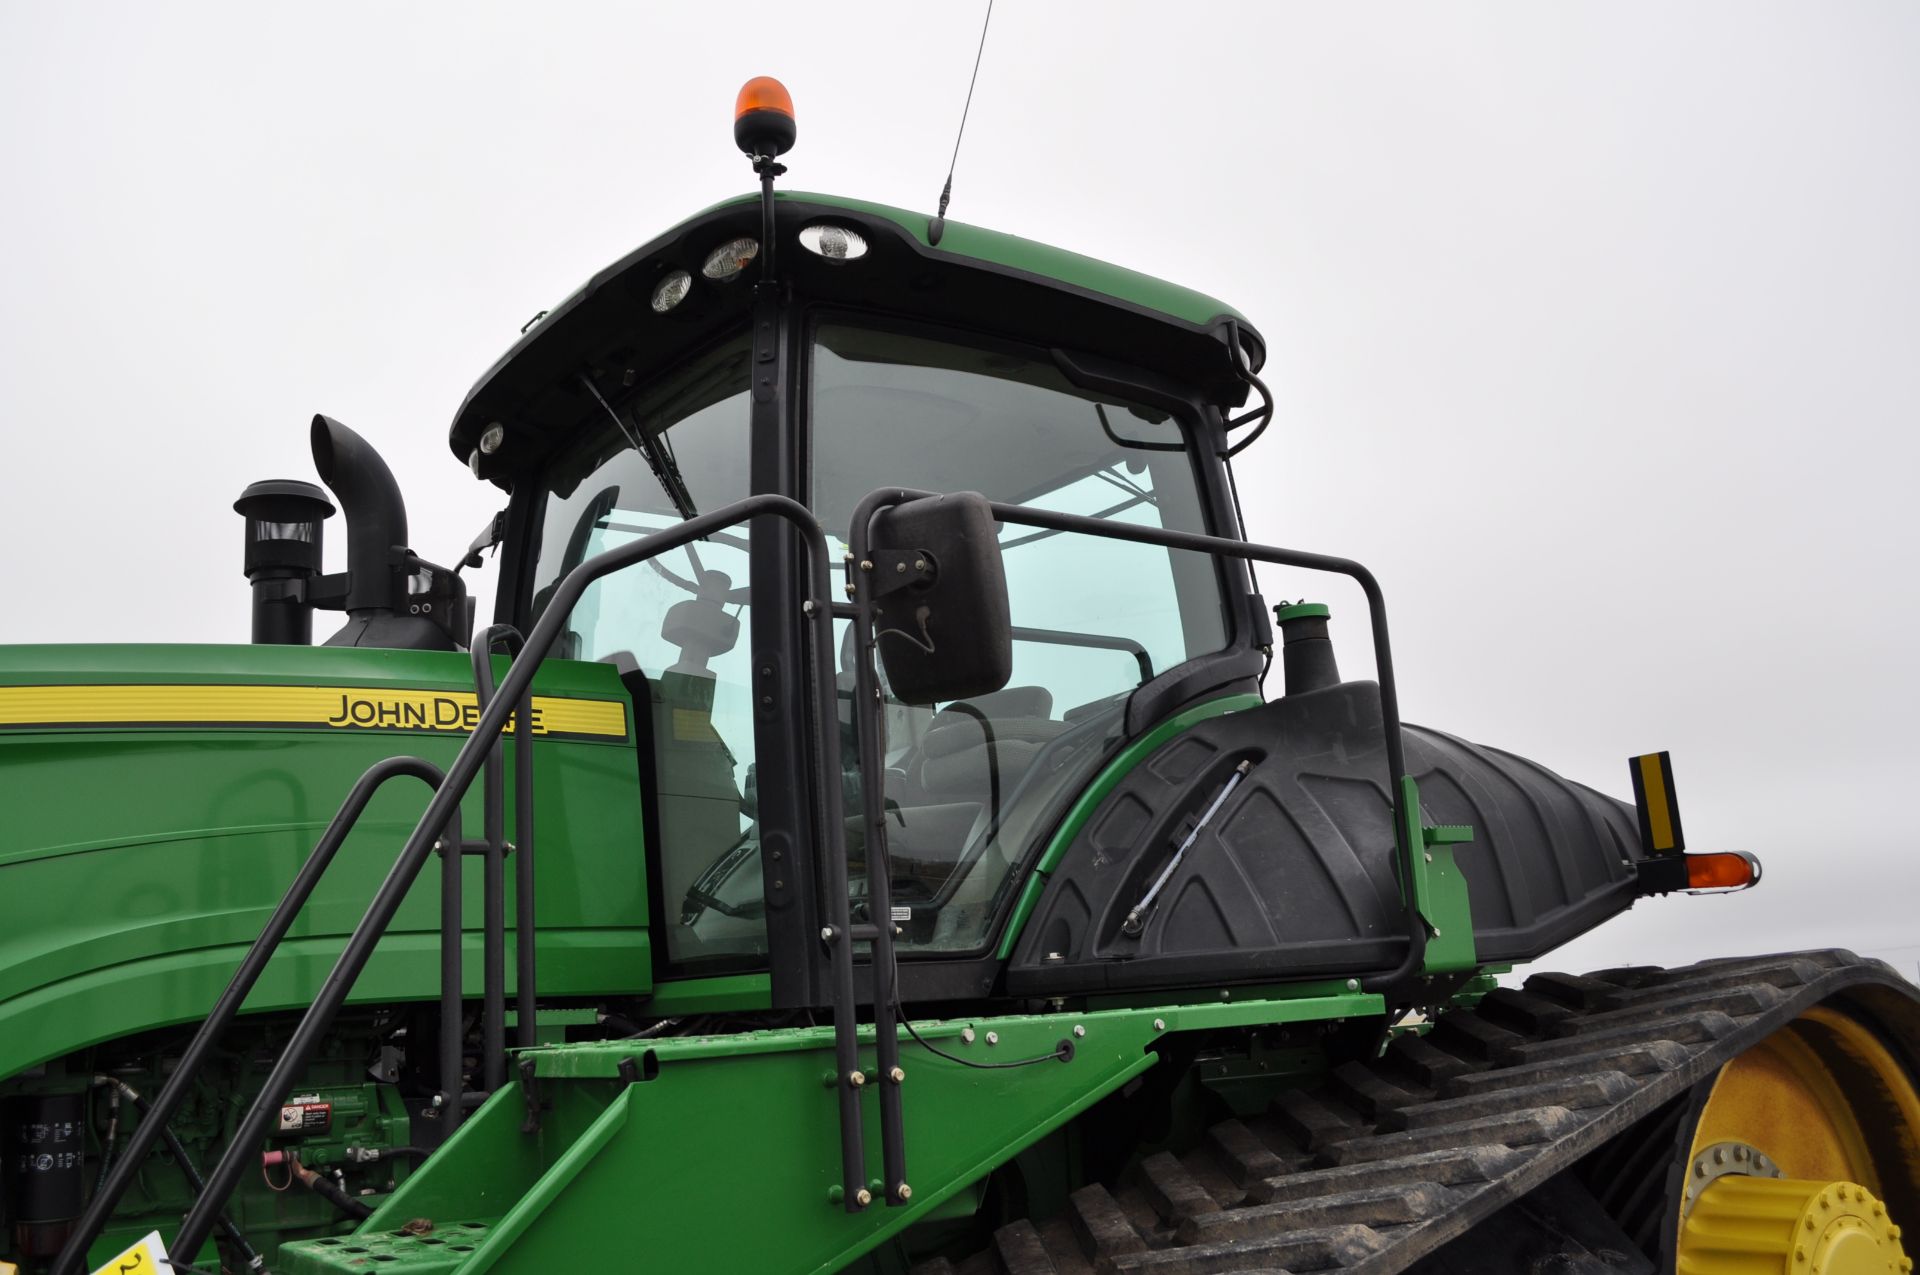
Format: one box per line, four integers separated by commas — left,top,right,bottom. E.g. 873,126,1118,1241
291,1157,374,1221
92,1078,266,1273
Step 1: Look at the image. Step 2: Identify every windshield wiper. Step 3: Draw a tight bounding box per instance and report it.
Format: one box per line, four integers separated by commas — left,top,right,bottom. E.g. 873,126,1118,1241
577,370,699,521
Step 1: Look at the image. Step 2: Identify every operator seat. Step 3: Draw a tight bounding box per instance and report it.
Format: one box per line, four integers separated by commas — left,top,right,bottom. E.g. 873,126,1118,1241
910,685,1072,806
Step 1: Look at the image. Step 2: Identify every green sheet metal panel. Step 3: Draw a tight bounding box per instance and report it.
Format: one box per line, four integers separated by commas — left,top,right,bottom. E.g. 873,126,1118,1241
0,643,651,1079
280,990,1382,1274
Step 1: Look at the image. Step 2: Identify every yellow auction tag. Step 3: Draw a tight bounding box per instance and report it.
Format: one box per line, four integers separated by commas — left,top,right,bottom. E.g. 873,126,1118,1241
90,1230,170,1275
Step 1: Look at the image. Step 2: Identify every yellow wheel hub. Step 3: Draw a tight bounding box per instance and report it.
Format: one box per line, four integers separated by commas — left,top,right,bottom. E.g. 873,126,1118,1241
1675,1003,1920,1274
1680,1175,1910,1274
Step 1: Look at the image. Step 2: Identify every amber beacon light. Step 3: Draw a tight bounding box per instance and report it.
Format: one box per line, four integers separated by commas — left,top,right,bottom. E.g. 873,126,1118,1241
734,76,796,159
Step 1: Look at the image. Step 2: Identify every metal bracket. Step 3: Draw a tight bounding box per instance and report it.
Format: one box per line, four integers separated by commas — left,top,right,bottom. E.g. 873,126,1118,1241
1397,778,1478,975
863,548,936,600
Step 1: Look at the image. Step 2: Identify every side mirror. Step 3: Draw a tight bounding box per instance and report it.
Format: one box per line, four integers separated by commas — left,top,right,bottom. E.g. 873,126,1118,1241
865,491,1013,705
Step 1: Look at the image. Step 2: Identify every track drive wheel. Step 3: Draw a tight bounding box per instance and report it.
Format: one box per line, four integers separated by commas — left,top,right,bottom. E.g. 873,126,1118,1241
1675,1004,1920,1274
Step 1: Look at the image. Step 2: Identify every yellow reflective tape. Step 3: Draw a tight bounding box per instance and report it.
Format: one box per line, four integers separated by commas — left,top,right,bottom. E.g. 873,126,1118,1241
0,684,627,739
1637,752,1675,851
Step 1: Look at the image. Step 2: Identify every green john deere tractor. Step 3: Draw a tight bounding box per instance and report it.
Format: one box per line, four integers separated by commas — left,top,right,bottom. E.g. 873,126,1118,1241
4,79,1917,1275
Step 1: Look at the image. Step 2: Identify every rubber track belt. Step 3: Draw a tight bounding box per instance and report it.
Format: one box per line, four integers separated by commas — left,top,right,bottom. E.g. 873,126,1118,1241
910,949,1917,1275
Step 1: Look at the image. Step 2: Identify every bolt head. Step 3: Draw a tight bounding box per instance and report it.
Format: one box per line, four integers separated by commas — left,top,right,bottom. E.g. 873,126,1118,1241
985,1031,999,1045
896,1183,912,1201
849,1070,866,1087
1153,1018,1166,1032
960,1027,975,1044
854,1188,872,1207
888,1066,905,1084
820,926,836,942
1345,978,1360,991
1073,1025,1086,1038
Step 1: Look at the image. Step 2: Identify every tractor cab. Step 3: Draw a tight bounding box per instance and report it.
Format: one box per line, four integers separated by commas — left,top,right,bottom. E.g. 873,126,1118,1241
445,160,1276,1000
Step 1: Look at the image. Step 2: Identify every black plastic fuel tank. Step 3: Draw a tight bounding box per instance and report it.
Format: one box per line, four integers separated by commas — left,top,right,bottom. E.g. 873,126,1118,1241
1007,680,1644,996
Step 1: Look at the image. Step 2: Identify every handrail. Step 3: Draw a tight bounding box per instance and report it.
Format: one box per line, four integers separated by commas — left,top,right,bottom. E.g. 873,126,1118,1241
985,497,1427,990
1007,624,1153,684
847,489,1426,994
469,625,538,1057
53,756,448,1275
171,494,857,1260
828,602,1154,684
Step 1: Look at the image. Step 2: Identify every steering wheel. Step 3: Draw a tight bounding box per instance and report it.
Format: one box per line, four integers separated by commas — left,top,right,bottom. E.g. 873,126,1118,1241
646,538,753,607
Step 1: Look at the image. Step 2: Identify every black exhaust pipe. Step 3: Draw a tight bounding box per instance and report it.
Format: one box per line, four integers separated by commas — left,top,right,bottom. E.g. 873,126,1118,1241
311,415,409,617
309,415,469,650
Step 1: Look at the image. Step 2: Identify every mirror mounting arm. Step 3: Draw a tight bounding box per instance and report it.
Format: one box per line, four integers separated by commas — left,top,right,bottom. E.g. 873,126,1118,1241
863,549,938,599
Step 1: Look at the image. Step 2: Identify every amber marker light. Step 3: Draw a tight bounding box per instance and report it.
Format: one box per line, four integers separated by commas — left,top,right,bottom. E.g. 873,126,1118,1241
734,76,796,159
1684,850,1761,893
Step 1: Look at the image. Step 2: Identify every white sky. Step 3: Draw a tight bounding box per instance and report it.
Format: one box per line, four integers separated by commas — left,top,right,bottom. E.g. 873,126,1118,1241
2,2,1915,978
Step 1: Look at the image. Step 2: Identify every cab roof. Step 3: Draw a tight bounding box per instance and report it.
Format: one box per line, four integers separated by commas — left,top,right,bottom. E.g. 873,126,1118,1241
450,191,1264,476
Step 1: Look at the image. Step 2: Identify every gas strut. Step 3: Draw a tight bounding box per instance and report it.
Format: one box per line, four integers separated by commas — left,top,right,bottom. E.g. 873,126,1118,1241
1122,760,1254,937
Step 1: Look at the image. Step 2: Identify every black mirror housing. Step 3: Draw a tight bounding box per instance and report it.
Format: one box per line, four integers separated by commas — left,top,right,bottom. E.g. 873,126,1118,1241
866,491,1013,705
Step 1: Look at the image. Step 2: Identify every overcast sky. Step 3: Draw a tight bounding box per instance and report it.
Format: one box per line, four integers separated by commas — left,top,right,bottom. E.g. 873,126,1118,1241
2,2,1914,977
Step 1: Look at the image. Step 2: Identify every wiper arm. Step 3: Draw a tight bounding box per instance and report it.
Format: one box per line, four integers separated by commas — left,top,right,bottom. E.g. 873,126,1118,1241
577,371,699,521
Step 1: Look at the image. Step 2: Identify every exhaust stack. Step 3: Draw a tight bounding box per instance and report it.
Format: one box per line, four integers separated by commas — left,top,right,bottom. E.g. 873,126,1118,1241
286,415,471,651
311,415,411,622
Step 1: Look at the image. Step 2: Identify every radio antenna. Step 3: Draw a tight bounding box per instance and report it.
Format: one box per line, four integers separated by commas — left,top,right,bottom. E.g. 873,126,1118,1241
928,0,995,246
